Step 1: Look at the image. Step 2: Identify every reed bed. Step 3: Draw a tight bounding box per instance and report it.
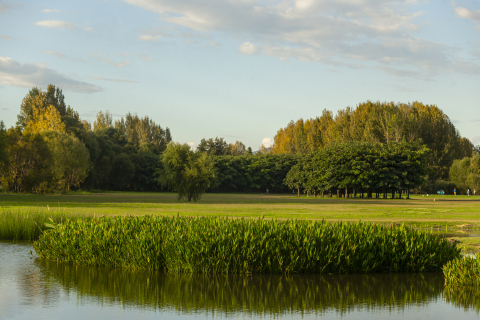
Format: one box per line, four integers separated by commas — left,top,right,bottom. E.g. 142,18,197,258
0,208,87,240
34,216,460,274
443,256,480,289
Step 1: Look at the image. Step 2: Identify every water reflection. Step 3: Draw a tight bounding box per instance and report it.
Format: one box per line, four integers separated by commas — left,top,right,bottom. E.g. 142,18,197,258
3,241,480,319
35,258,446,316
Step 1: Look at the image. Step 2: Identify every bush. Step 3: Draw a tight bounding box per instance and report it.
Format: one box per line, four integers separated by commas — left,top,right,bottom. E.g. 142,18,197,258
34,216,460,274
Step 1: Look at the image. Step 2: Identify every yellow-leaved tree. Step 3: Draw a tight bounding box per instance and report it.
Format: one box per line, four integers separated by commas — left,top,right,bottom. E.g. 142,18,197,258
25,103,65,134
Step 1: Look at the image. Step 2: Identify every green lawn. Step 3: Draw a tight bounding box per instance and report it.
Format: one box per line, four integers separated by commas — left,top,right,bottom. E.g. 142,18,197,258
1,192,480,227
2,192,480,253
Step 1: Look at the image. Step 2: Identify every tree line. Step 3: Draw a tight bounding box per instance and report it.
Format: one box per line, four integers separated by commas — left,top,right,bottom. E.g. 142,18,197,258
272,101,473,182
1,85,475,198
0,85,172,193
284,142,429,198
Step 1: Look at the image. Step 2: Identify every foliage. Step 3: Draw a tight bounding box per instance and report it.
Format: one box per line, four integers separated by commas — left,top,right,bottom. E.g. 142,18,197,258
42,131,90,193
0,208,87,240
197,137,248,156
449,156,480,194
110,153,135,190
2,85,173,193
443,256,480,290
17,85,67,128
211,154,298,193
33,216,460,273
159,142,216,201
272,101,472,181
285,142,429,197
24,104,65,134
0,129,54,193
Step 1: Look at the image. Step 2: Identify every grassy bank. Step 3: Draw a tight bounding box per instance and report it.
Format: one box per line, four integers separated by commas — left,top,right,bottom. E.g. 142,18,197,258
2,192,480,229
33,216,460,274
0,208,89,240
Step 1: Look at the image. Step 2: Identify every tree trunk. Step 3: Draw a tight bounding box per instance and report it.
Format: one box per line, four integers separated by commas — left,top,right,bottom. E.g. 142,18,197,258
298,188,300,197
314,190,317,197
353,189,356,198
391,190,395,199
307,190,309,197
407,189,410,199
345,187,348,198
337,189,340,198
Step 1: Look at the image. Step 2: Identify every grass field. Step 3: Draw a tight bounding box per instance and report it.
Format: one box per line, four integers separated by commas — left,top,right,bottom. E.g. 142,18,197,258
2,192,480,252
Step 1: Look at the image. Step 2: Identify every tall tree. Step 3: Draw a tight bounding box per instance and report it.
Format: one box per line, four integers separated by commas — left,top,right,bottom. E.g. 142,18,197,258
159,142,216,201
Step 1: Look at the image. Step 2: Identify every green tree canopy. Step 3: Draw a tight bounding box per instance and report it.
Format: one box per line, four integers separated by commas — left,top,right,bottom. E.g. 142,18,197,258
158,142,216,201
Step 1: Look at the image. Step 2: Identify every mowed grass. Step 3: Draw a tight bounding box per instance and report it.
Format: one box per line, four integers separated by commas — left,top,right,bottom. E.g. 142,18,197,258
2,192,480,229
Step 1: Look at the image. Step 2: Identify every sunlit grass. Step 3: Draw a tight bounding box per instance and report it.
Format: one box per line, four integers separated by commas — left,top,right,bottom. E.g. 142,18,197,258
2,192,480,230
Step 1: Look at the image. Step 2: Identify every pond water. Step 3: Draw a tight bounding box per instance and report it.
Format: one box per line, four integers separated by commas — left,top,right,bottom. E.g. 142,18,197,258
1,241,479,320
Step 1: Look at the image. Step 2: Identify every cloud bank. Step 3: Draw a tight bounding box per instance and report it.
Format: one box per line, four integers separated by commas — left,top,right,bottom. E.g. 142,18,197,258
121,0,480,78
0,56,102,93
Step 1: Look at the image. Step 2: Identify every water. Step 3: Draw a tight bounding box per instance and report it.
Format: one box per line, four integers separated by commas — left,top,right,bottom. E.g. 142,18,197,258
1,241,479,320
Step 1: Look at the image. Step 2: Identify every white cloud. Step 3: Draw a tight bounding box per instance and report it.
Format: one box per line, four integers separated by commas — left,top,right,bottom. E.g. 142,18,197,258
470,136,480,145
120,0,480,78
262,137,271,148
0,34,11,40
238,42,259,55
34,20,76,30
187,142,195,151
90,51,129,67
44,50,85,62
0,56,102,93
454,7,480,23
88,76,139,83
138,34,161,42
42,9,61,13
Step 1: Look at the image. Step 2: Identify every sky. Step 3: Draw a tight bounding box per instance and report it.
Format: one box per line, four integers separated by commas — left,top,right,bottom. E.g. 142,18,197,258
1,0,480,149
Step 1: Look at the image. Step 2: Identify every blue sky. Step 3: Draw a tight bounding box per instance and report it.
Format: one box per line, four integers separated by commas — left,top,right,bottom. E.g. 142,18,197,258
1,0,480,149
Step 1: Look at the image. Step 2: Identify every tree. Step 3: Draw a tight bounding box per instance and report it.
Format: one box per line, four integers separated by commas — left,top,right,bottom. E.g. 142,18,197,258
450,156,480,194
227,141,247,156
0,129,54,193
25,104,66,134
42,131,90,193
197,137,229,155
159,142,216,201
17,85,67,128
94,111,113,131
110,153,135,190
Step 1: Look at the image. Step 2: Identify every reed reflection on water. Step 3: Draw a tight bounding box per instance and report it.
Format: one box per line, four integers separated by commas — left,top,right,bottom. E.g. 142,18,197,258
35,257,449,315
2,241,480,320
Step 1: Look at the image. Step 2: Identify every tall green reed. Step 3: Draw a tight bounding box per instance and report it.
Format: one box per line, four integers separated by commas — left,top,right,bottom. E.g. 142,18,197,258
443,256,480,289
34,216,461,274
0,208,87,240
